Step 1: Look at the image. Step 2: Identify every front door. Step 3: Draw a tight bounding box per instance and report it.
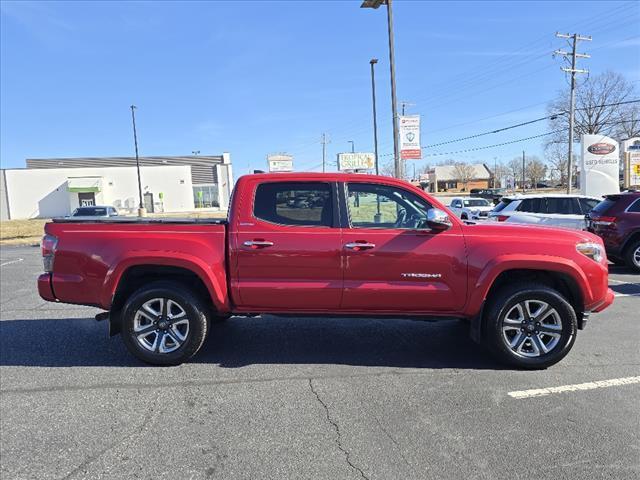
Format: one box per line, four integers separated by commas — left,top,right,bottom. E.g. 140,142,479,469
233,180,343,311
144,192,154,213
78,192,95,207
340,182,467,313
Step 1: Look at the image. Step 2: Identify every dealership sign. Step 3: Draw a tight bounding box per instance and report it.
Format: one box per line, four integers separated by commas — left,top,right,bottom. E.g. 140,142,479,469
337,152,375,171
580,134,620,198
267,154,293,172
622,137,640,187
399,115,421,160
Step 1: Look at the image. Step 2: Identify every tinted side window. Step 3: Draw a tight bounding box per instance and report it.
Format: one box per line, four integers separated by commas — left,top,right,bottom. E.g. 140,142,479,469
254,182,334,227
546,197,581,215
628,199,640,213
518,198,545,213
579,198,599,214
493,198,512,213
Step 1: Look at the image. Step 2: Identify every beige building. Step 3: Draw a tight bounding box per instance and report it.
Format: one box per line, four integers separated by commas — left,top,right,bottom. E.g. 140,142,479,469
422,163,492,193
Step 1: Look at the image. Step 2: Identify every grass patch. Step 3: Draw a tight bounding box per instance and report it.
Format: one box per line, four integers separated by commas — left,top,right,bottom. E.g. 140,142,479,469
0,219,47,245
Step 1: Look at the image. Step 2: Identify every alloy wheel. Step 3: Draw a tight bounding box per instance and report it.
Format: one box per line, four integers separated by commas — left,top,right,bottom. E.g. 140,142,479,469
502,300,562,358
133,298,190,353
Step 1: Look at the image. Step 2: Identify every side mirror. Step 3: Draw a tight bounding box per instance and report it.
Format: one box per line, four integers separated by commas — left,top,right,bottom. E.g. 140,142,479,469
425,208,452,231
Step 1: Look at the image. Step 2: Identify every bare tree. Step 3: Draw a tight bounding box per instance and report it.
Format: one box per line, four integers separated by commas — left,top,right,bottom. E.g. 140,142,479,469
507,157,524,187
379,160,395,177
452,162,475,191
615,102,640,140
547,71,638,148
491,161,509,188
525,156,547,188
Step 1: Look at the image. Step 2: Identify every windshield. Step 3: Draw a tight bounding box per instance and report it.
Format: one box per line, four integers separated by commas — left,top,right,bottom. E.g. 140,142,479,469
464,199,490,207
73,207,107,216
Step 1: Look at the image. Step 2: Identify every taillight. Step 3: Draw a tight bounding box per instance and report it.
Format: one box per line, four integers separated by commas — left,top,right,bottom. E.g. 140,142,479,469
497,215,509,222
591,216,617,228
41,234,58,272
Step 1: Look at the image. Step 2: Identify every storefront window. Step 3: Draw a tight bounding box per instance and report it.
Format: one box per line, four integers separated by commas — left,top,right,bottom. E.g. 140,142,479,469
193,185,219,208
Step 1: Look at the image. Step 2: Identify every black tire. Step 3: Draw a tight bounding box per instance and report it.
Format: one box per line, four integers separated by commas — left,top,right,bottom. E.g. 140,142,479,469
624,240,640,273
483,283,577,369
120,281,209,366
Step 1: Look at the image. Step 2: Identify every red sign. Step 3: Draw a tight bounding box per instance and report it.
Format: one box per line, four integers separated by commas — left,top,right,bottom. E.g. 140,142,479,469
401,149,422,160
587,143,616,155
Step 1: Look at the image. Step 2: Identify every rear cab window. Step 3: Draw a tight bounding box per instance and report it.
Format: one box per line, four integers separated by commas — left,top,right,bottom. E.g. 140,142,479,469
253,182,335,227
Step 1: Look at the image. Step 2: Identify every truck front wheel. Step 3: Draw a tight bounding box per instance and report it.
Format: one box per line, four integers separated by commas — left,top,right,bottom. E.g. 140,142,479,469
484,283,577,369
121,281,209,366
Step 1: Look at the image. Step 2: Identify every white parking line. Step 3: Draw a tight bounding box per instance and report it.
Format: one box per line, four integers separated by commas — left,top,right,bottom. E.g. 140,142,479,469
508,376,640,399
0,258,24,267
614,293,640,298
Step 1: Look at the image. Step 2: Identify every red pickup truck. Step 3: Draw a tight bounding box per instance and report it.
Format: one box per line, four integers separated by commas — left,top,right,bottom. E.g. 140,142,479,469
38,173,614,368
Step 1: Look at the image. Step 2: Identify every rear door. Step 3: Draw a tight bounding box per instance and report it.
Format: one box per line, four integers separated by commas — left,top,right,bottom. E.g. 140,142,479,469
544,197,585,229
340,182,467,313
232,180,343,311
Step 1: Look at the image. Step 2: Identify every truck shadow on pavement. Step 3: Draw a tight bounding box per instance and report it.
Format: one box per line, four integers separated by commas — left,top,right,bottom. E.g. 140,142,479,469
0,316,503,369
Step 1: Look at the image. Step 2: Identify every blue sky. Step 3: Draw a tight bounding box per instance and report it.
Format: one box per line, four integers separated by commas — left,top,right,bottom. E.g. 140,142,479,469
1,0,639,176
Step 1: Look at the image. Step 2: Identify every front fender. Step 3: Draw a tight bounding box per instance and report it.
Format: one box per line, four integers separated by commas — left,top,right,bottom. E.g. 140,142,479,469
464,254,591,317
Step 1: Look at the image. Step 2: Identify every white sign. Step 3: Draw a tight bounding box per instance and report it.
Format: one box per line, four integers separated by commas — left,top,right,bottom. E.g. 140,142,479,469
399,115,421,160
337,152,375,171
580,134,620,198
267,154,293,172
622,137,640,187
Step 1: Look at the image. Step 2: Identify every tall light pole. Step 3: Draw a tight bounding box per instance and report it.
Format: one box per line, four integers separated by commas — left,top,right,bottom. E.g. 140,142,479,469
192,150,200,156
361,0,401,179
130,105,145,217
369,58,380,175
348,140,355,153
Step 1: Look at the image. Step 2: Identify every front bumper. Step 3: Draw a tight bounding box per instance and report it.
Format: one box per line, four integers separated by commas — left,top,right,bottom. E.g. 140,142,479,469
37,273,57,302
591,288,615,313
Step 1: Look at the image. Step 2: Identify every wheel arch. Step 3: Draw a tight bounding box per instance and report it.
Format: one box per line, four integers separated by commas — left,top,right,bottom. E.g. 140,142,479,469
107,262,226,336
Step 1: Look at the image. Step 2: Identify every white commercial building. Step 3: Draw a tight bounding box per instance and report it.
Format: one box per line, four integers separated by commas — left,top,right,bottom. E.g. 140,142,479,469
1,153,233,219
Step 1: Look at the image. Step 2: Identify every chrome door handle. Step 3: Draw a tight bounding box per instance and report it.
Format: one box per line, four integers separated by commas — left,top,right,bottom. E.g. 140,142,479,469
345,242,375,250
243,240,274,248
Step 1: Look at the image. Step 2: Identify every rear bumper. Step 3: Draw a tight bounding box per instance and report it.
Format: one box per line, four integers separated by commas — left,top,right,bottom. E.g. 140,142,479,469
591,288,615,313
37,273,57,302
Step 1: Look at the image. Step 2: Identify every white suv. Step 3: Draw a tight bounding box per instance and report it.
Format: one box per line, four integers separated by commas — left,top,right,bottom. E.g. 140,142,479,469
488,194,600,230
448,197,494,220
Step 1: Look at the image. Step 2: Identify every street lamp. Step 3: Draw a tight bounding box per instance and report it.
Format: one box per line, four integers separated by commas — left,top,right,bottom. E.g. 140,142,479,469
361,0,401,179
130,105,145,217
369,58,380,176
192,150,200,156
348,140,355,153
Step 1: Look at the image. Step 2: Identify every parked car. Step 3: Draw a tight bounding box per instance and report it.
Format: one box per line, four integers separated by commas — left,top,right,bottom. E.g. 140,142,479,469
69,206,119,219
470,188,507,205
488,194,600,230
587,191,640,272
448,197,493,220
38,173,613,369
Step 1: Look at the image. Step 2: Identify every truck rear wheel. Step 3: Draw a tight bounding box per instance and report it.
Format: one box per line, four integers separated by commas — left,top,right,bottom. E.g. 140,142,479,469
120,281,209,366
484,283,577,369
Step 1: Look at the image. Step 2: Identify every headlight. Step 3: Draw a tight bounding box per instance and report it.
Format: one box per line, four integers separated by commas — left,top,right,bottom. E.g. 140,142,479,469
576,242,603,263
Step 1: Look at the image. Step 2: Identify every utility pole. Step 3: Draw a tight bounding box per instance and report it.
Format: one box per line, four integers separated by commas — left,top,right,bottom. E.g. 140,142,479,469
493,157,498,188
369,58,380,175
360,0,401,179
555,32,591,194
348,140,355,153
130,105,145,217
321,133,330,173
387,0,401,179
522,150,526,193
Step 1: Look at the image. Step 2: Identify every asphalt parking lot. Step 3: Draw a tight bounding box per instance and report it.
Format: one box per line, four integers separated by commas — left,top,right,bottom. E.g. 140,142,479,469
1,245,639,480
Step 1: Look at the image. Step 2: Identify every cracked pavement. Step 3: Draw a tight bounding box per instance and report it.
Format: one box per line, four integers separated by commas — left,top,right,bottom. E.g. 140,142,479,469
1,245,639,479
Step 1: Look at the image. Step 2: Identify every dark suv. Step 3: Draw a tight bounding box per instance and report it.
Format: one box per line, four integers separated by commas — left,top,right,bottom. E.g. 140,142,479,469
470,188,507,205
587,192,640,272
